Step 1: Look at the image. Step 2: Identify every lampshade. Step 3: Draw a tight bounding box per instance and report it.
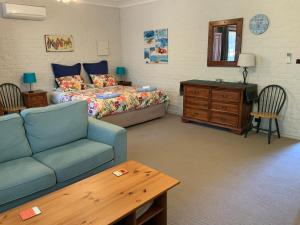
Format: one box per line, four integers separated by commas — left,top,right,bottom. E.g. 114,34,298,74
23,73,37,84
238,54,256,67
116,67,126,76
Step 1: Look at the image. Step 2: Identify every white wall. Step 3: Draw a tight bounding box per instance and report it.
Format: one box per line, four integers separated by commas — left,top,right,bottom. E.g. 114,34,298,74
0,0,121,92
120,0,300,139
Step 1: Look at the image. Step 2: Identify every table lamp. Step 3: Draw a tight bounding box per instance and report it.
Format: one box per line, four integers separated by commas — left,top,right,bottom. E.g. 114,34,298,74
23,72,37,93
116,67,126,81
237,53,256,84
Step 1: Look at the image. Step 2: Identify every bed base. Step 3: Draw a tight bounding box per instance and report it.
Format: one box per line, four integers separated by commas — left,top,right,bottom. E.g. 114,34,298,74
101,103,167,127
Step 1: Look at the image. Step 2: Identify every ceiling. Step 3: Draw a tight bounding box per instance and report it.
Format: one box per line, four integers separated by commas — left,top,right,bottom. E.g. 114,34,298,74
80,0,159,8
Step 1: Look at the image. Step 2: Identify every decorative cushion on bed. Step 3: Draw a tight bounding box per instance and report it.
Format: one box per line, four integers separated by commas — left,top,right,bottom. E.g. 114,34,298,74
83,61,108,76
90,74,117,88
56,75,86,92
52,63,81,78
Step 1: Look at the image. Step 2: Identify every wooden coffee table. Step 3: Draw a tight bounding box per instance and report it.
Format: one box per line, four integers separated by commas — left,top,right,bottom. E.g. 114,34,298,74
0,160,180,225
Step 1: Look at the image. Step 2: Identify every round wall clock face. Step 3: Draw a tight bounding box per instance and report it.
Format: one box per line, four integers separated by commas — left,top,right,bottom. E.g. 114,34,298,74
249,14,269,35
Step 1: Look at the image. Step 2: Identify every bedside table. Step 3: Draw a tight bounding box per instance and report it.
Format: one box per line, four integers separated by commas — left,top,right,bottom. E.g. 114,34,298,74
22,90,48,108
118,81,132,86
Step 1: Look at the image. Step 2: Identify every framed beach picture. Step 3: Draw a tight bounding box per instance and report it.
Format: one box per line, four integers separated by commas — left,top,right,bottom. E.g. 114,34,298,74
144,28,168,64
45,35,74,52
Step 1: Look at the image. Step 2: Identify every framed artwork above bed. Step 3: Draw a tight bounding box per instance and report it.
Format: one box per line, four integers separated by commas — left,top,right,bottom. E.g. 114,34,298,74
45,35,74,52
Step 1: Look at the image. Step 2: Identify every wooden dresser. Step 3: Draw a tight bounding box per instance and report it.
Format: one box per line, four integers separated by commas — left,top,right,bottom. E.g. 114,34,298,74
180,80,257,134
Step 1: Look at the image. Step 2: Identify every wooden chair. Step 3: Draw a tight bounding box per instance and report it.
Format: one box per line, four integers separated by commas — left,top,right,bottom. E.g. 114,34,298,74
0,83,26,114
244,85,286,144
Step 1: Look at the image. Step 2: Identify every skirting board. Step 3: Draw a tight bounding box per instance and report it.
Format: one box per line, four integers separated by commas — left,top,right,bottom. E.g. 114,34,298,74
101,103,167,127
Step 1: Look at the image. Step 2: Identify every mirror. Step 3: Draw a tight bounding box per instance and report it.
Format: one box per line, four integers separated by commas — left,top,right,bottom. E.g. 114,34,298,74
207,18,243,67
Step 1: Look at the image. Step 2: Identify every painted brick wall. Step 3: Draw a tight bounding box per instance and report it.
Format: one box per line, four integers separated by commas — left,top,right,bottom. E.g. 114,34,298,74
120,0,300,139
0,0,121,92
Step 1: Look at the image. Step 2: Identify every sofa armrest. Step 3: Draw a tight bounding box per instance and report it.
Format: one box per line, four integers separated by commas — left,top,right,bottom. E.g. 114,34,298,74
87,118,127,164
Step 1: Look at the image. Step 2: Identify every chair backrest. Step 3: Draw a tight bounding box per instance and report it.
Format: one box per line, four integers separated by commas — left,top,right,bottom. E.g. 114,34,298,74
0,83,23,110
258,85,286,115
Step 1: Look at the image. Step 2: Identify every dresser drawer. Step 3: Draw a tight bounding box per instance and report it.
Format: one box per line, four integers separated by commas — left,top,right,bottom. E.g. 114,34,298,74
184,108,209,121
211,89,241,103
211,102,239,114
184,97,209,110
30,96,47,106
184,86,209,98
211,112,238,127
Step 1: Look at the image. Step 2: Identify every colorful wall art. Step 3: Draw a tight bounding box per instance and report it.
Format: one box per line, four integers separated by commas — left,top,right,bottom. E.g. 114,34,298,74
45,35,74,52
144,29,168,64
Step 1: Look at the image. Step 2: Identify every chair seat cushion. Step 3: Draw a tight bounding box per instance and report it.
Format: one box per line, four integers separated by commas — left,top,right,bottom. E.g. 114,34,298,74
251,112,278,119
0,157,56,205
34,139,114,183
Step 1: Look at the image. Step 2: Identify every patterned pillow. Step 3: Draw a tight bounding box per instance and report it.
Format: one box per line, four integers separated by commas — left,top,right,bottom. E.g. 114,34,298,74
55,75,86,91
90,74,118,88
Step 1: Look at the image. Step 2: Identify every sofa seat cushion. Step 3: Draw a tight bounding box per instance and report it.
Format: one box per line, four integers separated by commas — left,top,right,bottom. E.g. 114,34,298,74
0,157,56,205
34,139,114,183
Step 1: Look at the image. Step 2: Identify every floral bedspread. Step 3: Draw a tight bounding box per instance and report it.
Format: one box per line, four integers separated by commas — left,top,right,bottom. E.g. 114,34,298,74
53,85,169,118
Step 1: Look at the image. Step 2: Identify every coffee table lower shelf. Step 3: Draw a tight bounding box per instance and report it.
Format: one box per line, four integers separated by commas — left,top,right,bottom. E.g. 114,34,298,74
114,192,167,225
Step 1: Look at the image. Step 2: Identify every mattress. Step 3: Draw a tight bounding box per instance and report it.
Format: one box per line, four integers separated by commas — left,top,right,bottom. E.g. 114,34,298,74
50,85,169,119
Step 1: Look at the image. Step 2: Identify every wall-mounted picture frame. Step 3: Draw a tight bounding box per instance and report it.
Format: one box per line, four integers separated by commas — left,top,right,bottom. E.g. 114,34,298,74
144,28,168,64
45,35,74,52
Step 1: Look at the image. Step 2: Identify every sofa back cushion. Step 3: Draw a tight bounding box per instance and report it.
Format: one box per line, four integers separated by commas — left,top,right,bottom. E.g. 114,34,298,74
21,100,88,154
0,114,32,163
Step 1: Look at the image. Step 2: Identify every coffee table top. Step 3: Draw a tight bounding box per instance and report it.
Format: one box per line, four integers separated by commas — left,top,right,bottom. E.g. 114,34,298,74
0,160,180,225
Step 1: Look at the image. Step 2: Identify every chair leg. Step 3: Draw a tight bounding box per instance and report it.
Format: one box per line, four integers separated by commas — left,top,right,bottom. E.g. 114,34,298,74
268,119,272,144
256,117,261,133
244,115,254,138
275,118,281,138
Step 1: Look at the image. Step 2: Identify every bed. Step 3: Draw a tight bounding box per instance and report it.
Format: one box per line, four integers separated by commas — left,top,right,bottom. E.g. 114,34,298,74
50,61,169,127
50,85,169,127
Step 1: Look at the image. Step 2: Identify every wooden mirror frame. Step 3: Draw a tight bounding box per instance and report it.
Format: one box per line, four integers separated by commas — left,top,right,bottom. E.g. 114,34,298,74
207,18,243,67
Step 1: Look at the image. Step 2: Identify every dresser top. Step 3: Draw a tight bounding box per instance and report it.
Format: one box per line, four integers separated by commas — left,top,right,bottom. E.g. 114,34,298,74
180,80,258,103
180,80,257,89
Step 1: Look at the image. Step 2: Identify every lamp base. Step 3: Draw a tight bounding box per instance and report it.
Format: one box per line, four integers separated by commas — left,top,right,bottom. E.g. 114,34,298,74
242,67,248,84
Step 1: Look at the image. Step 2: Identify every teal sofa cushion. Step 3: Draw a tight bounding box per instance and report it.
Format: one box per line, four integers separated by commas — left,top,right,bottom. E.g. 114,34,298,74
21,101,88,154
0,157,56,205
88,118,127,164
0,114,32,163
34,139,114,183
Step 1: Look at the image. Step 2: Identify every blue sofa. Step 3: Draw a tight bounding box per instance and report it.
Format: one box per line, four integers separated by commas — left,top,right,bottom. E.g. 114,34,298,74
0,100,127,212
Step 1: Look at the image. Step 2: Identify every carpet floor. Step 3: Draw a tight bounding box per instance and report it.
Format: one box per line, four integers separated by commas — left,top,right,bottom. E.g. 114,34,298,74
127,114,300,225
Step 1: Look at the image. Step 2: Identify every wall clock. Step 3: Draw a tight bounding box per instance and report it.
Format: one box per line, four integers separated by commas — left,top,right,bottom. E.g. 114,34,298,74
249,14,269,35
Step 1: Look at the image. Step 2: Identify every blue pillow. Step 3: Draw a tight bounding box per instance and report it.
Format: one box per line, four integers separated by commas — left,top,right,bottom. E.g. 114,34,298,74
83,61,108,75
51,63,81,78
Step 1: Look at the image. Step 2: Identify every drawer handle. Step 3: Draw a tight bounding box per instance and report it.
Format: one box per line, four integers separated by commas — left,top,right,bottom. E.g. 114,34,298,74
220,117,227,122
222,94,228,98
221,106,228,110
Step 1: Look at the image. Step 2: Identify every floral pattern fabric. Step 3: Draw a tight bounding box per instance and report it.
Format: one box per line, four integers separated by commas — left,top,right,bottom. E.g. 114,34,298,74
90,74,118,88
55,85,169,118
56,75,86,91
